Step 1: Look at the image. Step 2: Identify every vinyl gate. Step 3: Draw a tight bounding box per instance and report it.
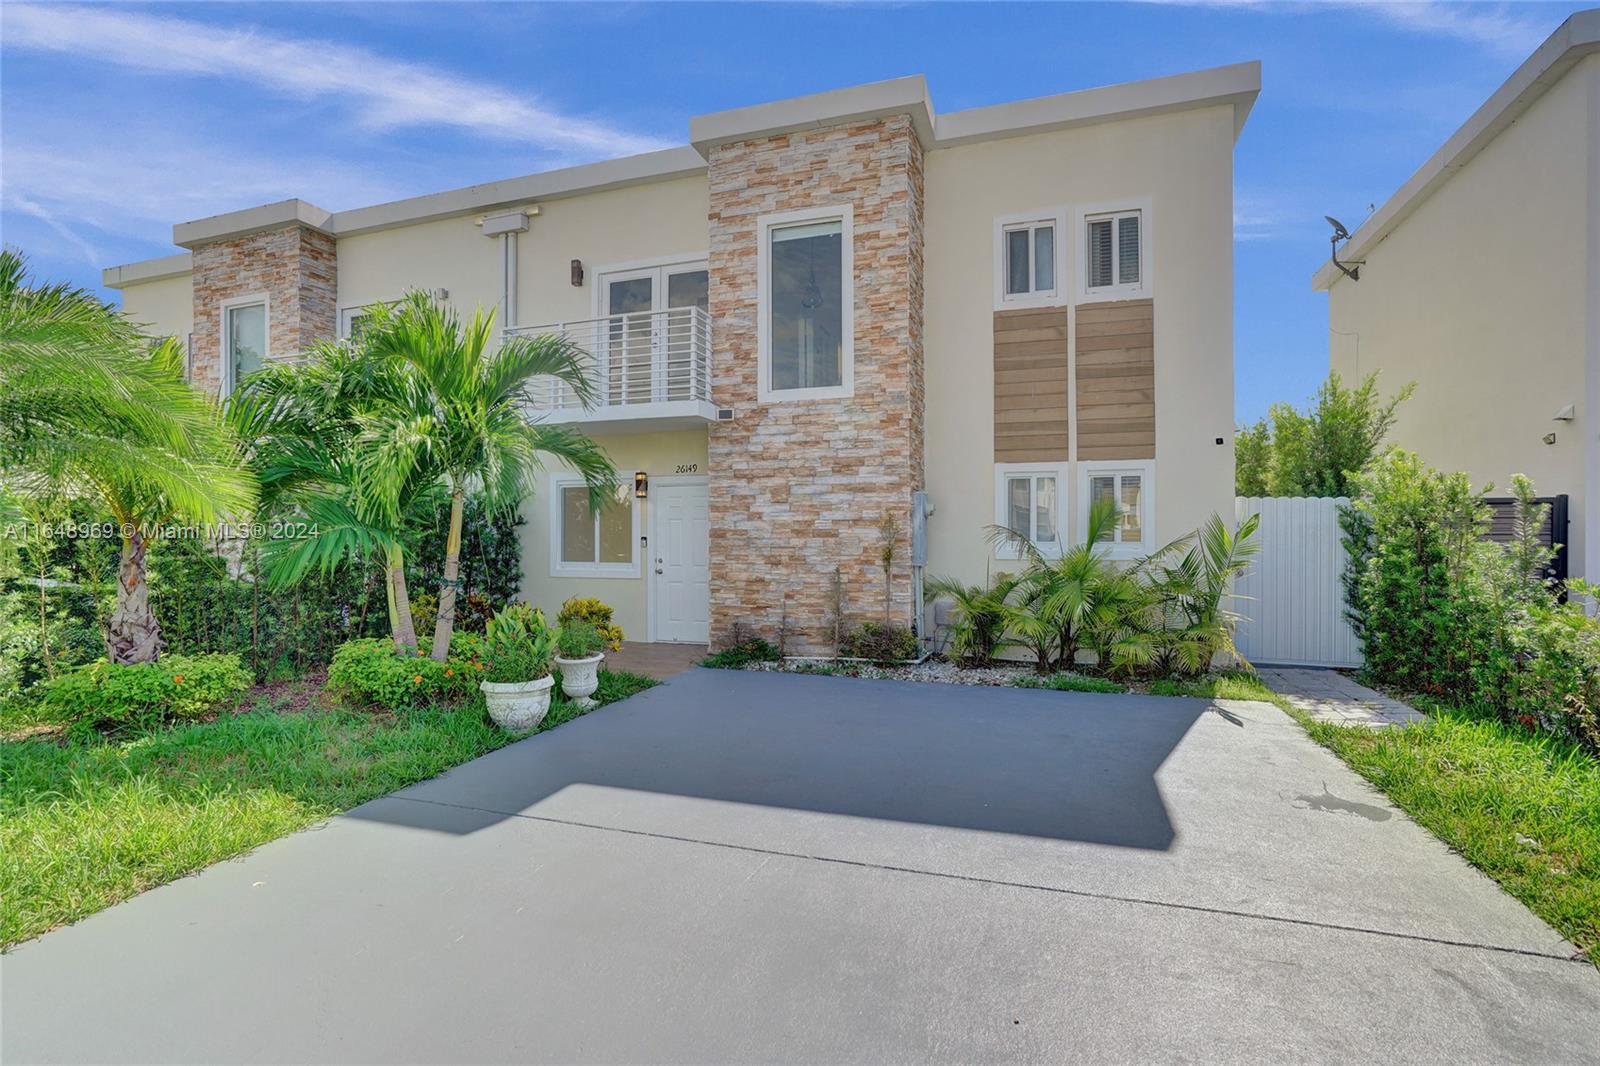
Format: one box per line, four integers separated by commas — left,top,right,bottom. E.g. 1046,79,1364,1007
1233,496,1362,668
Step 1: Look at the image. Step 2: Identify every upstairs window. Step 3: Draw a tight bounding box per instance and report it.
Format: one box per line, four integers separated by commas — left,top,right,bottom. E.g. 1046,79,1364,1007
758,205,854,402
1003,220,1056,299
1085,210,1143,295
223,297,267,394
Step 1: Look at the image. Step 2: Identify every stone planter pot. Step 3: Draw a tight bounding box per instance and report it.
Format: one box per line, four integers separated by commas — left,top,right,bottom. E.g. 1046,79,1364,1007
480,675,554,732
555,653,605,708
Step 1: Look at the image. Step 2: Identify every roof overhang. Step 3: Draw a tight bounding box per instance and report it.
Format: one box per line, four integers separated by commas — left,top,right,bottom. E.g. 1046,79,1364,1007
935,61,1260,148
173,199,333,249
690,75,937,155
1313,8,1600,292
102,252,194,289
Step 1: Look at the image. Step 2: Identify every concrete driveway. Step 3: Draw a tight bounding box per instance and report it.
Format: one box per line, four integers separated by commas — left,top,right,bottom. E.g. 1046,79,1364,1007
3,669,1597,1064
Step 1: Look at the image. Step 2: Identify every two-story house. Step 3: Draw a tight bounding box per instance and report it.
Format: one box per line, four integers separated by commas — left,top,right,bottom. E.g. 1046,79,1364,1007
105,63,1259,652
1315,10,1599,582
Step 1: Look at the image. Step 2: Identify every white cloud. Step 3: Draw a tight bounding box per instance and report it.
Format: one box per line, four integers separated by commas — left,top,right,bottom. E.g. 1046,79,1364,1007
2,3,671,157
1345,1,1554,60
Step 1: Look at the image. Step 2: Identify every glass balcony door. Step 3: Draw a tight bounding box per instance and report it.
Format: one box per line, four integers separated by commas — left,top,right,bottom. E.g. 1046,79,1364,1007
600,262,708,405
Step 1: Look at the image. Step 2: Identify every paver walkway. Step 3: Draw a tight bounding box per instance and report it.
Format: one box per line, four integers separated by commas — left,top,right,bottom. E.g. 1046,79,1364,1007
601,640,707,680
1257,666,1427,727
4,669,1595,1063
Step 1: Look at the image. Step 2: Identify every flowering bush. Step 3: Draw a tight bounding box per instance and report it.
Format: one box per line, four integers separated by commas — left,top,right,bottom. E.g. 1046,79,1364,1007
37,653,253,735
326,638,483,712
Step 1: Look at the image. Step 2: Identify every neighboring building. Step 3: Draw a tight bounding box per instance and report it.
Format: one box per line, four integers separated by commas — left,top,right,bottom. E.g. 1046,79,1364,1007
106,63,1259,651
1315,10,1600,581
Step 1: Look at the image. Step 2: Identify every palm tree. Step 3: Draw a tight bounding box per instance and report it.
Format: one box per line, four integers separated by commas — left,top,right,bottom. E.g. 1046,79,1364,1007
1,251,254,663
1148,512,1261,676
923,570,1018,667
360,292,618,660
230,339,439,652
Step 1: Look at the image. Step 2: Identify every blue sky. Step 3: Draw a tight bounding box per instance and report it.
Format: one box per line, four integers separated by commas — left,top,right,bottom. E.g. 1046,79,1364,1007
0,1,1579,420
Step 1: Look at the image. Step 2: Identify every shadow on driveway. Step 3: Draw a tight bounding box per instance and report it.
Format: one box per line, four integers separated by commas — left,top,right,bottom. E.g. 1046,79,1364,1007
348,667,1210,850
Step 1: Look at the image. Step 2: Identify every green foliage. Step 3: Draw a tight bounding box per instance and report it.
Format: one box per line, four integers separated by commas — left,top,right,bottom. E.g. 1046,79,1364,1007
407,494,523,618
556,619,605,660
36,653,253,736
556,596,625,651
325,638,481,711
1013,673,1126,694
701,637,780,669
843,620,920,663
1301,701,1600,965
1345,456,1600,752
1236,371,1414,497
482,602,556,683
923,572,1016,667
1146,513,1262,677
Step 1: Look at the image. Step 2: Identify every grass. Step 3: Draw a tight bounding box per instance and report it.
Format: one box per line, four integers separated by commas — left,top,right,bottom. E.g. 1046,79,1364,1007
1013,673,1127,694
1146,670,1289,705
0,668,657,948
1293,701,1600,965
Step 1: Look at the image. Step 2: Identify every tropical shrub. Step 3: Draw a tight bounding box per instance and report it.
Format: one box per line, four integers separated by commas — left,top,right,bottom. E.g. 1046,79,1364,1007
701,636,780,669
1345,458,1600,751
844,620,920,663
482,603,556,684
556,619,605,660
923,573,1016,666
557,596,624,651
1235,370,1414,497
37,653,253,734
1148,513,1261,677
326,638,481,711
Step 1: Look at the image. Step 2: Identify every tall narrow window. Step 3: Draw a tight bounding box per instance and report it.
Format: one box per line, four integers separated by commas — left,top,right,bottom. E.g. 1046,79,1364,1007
1085,209,1143,295
769,219,843,392
1001,219,1056,301
224,300,266,393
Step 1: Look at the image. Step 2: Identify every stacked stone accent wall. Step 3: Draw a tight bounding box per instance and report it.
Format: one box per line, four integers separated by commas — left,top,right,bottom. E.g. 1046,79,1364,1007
190,225,337,392
706,115,925,653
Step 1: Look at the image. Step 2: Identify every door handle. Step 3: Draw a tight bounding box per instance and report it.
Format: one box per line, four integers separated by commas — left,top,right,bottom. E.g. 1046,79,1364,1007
655,567,664,575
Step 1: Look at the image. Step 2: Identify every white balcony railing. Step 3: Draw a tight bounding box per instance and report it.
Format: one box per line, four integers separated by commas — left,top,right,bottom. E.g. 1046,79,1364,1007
508,306,712,419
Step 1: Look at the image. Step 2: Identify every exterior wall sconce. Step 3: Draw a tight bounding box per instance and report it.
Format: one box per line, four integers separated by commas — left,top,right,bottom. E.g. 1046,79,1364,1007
571,259,584,287
634,471,648,498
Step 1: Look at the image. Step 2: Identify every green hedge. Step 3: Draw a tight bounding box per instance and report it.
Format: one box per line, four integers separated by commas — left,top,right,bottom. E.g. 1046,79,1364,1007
325,636,487,712
36,653,254,735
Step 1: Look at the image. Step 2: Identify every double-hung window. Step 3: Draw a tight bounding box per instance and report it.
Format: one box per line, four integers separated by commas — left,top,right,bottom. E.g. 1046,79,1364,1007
222,296,268,394
551,477,638,577
758,205,854,402
1079,460,1154,555
994,463,1065,559
994,211,1064,308
1084,209,1144,296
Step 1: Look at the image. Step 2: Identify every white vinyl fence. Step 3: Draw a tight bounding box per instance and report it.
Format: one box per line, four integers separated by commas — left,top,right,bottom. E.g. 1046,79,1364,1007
1233,496,1362,668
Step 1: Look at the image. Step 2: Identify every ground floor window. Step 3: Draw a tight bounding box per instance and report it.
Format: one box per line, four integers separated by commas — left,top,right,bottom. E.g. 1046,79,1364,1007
551,477,638,577
1078,460,1154,555
993,463,1066,558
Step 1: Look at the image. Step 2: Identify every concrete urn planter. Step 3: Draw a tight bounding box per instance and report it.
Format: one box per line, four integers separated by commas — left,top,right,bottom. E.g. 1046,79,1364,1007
555,654,604,709
480,675,554,732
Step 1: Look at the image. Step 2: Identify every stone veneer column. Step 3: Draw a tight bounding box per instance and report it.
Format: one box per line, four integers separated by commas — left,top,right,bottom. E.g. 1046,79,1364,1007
706,114,925,653
189,225,337,392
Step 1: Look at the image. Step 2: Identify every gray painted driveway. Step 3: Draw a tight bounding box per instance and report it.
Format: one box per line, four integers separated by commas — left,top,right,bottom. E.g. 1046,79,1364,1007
3,668,1597,1064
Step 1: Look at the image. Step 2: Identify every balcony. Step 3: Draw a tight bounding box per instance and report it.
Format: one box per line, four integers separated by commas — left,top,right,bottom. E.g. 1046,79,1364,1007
508,306,717,432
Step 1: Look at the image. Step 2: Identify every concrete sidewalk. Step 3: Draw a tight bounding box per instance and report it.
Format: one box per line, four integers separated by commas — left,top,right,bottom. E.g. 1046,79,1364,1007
3,669,1595,1063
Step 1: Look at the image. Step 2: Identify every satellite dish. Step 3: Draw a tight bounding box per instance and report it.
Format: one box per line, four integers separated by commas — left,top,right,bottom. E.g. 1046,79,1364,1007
1323,215,1360,281
1324,215,1351,241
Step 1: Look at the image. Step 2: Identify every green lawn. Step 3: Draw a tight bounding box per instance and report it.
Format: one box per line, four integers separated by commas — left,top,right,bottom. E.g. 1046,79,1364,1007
0,669,656,948
1297,703,1600,965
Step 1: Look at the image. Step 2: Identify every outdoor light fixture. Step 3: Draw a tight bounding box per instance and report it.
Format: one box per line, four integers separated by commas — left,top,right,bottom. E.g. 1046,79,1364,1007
571,259,584,287
1324,215,1362,282
634,471,649,498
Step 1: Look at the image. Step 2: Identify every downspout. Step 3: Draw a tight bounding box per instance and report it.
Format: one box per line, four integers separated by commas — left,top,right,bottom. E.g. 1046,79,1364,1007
480,206,536,331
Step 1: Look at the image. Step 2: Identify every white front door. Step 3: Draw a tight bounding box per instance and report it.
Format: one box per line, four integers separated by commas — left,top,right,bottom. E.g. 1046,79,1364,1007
651,479,710,644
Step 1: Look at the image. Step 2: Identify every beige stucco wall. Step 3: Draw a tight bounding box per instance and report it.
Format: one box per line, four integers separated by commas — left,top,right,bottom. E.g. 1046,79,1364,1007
117,273,194,342
922,104,1239,598
335,214,501,323
518,427,709,640
1327,57,1595,578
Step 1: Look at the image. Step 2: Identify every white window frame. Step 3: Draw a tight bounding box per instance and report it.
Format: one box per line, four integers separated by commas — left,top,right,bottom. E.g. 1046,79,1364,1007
219,293,269,395
548,474,641,579
993,462,1069,560
338,299,399,341
993,209,1066,309
1075,199,1152,303
757,203,854,404
1077,459,1156,558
